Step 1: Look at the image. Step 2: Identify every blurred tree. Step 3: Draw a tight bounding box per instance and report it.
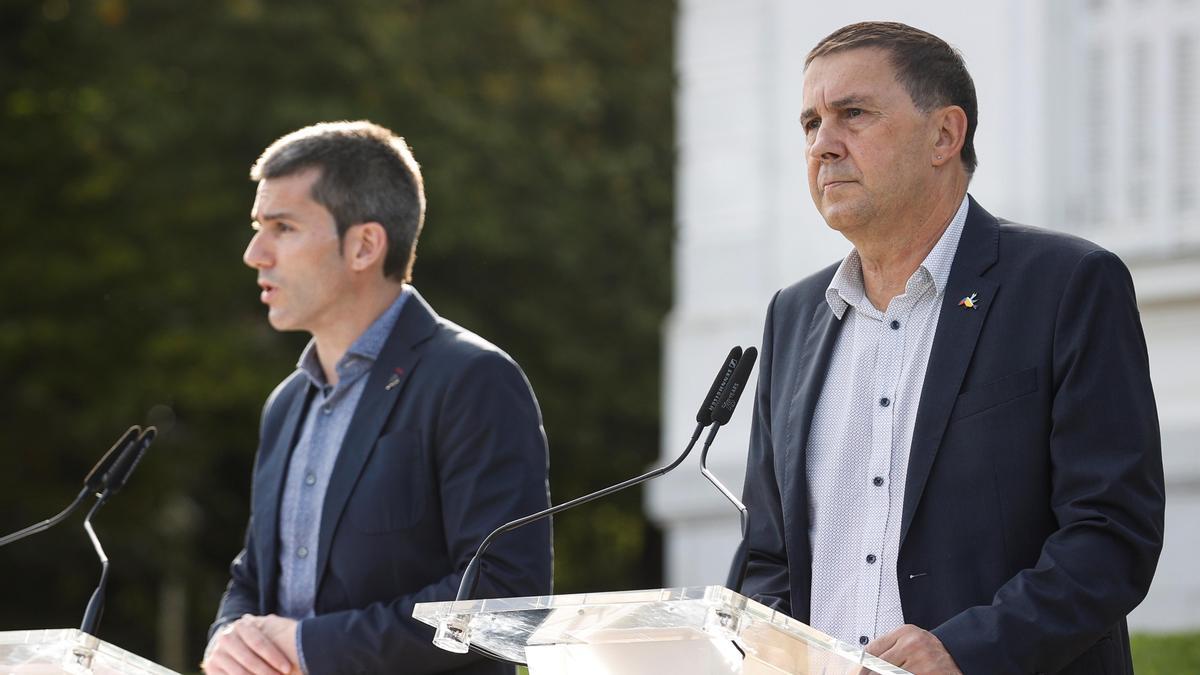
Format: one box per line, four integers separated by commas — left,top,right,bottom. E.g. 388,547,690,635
0,0,674,668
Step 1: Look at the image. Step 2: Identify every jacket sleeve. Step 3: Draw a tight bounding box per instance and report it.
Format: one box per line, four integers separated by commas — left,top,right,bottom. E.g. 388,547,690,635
299,350,553,675
737,290,794,614
209,379,299,642
208,521,262,641
933,250,1166,674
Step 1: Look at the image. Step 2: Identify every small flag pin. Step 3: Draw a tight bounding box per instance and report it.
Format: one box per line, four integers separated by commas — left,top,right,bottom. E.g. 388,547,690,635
385,368,404,390
958,293,980,309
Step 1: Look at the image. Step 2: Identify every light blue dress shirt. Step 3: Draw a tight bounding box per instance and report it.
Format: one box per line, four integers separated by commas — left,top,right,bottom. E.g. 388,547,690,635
275,288,410,672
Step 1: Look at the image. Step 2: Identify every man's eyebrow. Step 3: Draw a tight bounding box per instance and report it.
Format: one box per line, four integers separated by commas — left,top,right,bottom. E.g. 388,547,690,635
800,94,875,122
252,210,300,223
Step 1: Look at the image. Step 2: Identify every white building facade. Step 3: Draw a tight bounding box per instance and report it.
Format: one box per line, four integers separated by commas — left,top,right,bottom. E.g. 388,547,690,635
647,0,1200,631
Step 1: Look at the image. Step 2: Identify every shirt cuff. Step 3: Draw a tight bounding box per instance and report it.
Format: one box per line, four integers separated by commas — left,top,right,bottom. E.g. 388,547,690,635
295,620,310,675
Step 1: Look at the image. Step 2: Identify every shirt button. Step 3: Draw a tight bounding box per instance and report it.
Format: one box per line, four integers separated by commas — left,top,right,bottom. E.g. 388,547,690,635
322,405,332,415
859,635,869,646
873,476,884,487
879,397,891,407
297,547,309,559
866,554,877,564
890,320,900,330
305,473,316,486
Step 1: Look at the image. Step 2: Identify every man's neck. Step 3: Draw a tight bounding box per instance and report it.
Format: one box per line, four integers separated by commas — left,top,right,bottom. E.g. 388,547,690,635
853,186,967,312
311,283,406,386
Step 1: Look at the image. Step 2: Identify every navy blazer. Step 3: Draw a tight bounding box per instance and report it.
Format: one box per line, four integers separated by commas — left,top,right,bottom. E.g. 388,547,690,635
211,288,553,675
738,198,1165,674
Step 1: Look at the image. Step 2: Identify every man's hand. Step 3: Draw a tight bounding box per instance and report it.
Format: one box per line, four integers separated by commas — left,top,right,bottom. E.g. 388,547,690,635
866,624,962,675
202,614,300,675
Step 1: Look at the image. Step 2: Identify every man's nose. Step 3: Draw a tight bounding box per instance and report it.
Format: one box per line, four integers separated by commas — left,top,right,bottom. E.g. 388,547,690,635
243,231,272,269
808,121,845,162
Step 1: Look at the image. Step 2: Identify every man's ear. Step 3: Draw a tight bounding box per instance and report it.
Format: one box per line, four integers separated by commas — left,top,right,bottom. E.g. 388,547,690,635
344,222,389,273
931,105,968,167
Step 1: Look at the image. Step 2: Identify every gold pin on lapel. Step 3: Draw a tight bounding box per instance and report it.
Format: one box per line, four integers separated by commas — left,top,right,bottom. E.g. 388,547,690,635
958,292,980,309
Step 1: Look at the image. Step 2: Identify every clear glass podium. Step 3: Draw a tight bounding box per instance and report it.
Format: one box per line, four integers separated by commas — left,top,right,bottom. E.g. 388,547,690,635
414,586,912,675
0,629,179,675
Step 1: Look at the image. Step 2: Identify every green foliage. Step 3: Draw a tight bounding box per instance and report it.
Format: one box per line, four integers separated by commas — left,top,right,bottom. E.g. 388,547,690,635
0,0,674,668
1132,632,1200,674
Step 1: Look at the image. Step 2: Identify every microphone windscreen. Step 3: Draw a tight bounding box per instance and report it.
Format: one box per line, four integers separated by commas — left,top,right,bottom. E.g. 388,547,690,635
83,426,141,493
712,347,758,426
105,426,157,496
696,346,742,426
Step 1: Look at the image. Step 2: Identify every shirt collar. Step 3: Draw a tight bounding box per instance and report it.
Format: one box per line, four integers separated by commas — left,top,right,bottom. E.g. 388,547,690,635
825,250,865,320
922,193,970,297
296,286,412,389
824,193,971,319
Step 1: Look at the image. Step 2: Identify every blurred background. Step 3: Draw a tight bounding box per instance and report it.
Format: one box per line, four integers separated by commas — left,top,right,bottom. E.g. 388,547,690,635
0,0,674,668
1,0,1196,672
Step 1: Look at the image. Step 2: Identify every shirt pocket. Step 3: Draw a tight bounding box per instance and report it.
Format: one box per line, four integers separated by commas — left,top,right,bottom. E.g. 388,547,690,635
344,428,429,533
950,367,1038,422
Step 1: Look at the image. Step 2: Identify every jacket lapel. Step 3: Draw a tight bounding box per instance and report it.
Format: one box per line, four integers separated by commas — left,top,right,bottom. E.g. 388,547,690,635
782,297,843,619
900,197,1000,546
783,300,843,526
253,375,312,612
313,288,438,595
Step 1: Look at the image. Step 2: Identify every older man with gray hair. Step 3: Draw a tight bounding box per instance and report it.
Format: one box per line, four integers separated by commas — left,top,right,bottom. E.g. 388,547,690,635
735,22,1164,675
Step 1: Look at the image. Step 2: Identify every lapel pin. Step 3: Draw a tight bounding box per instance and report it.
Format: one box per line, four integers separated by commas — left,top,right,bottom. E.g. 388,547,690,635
385,368,404,391
957,293,980,309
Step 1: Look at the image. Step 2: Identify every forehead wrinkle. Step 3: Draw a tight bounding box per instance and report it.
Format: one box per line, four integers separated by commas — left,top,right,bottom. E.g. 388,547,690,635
829,94,875,109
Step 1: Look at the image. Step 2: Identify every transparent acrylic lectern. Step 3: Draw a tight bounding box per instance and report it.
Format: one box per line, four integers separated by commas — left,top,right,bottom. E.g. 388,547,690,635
0,629,180,675
413,586,912,675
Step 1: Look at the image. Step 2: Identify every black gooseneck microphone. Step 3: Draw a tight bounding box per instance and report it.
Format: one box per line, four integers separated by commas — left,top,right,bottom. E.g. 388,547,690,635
0,426,142,549
697,347,758,593
451,346,746,606
79,426,157,636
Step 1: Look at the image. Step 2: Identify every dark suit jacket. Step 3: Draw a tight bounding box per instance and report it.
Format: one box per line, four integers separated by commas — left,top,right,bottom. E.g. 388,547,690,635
210,288,553,675
737,197,1165,675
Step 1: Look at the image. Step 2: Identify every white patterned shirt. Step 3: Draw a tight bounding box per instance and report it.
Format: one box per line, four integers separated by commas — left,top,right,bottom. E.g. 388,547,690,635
806,194,969,647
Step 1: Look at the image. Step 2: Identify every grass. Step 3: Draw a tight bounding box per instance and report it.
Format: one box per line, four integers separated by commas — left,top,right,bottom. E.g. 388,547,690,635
1131,632,1200,674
